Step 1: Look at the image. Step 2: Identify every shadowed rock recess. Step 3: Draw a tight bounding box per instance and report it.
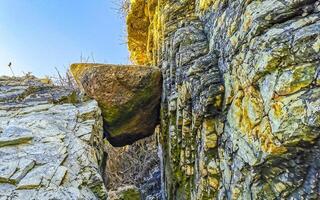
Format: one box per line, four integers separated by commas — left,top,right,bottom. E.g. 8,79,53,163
126,0,320,199
0,76,107,199
70,64,161,147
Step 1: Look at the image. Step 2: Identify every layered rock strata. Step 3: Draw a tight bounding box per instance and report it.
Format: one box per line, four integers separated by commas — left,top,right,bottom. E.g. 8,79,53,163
0,76,107,199
70,64,161,147
127,0,320,199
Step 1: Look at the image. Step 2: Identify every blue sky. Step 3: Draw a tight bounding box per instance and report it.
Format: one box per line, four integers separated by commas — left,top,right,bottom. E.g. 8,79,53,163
0,0,129,77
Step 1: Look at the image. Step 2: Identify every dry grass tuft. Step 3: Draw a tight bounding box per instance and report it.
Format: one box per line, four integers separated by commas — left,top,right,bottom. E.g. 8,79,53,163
115,0,130,18
105,133,159,190
50,67,79,90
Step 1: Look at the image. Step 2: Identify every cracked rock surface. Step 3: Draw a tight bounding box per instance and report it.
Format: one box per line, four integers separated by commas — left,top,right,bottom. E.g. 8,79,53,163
127,0,320,199
0,76,107,199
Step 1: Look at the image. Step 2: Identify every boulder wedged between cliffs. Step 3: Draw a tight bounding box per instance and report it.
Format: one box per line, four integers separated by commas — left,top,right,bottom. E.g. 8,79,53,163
70,63,162,147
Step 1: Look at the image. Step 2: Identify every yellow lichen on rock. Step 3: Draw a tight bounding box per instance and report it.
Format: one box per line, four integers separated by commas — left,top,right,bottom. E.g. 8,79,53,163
198,0,221,11
207,177,219,190
127,0,162,65
127,0,150,65
198,0,213,11
145,0,163,66
275,64,317,96
228,87,287,155
70,63,94,85
241,86,264,131
203,119,218,149
252,117,287,154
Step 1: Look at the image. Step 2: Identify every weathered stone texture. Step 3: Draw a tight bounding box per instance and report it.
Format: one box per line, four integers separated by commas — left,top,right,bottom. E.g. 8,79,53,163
108,185,141,200
70,63,161,147
0,76,107,199
127,0,320,199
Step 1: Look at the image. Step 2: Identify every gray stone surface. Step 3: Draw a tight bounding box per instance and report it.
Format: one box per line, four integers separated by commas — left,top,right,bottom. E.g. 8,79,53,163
0,76,107,199
127,0,320,199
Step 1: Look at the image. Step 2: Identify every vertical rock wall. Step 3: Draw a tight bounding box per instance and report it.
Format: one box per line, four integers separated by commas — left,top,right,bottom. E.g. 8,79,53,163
127,0,320,199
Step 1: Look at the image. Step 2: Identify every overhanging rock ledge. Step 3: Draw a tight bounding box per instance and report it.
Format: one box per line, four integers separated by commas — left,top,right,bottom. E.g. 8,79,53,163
70,63,162,147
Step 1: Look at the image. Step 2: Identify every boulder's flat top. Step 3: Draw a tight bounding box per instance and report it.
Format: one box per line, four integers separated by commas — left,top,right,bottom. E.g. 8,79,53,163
0,76,107,199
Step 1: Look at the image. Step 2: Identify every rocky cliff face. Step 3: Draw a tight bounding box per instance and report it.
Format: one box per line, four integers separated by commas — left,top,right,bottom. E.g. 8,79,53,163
127,0,320,199
0,76,107,199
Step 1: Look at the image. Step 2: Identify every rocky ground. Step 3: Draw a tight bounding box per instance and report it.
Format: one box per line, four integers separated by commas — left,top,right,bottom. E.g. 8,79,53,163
0,75,162,200
0,75,107,199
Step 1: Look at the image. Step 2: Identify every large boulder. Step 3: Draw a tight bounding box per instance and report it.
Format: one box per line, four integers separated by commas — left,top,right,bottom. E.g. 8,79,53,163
70,64,161,147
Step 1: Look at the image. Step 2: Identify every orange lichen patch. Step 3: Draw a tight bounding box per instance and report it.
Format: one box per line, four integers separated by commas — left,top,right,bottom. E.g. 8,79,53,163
145,0,158,18
229,87,287,155
243,88,286,154
240,86,264,133
255,124,286,154
253,118,286,154
271,101,283,118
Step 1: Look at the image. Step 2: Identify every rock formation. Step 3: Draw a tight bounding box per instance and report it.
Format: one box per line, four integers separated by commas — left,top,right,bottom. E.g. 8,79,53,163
0,76,107,199
108,185,141,200
4,1,318,199
126,0,320,199
70,63,161,147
